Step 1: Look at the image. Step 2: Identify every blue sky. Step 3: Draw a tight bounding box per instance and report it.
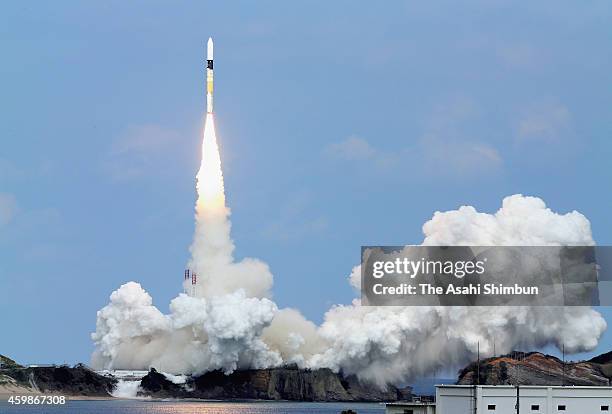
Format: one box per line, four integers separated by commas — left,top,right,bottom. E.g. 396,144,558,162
1,1,611,366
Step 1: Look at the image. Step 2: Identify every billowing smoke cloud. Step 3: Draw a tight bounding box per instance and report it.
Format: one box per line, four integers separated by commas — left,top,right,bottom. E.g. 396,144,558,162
335,195,605,386
93,115,282,374
91,115,606,386
91,282,284,374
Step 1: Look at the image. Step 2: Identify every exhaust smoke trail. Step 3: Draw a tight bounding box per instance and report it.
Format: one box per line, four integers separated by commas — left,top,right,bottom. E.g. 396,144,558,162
187,113,232,294
187,114,273,299
92,114,284,374
195,114,226,218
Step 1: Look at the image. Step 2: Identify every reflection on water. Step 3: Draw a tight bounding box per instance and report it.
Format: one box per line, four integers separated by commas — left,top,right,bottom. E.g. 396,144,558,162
0,400,385,414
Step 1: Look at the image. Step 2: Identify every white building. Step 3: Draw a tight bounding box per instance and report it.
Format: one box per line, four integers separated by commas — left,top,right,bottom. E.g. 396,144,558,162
435,385,612,414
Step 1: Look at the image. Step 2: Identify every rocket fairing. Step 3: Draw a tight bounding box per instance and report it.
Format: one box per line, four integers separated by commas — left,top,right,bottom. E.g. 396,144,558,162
206,37,214,114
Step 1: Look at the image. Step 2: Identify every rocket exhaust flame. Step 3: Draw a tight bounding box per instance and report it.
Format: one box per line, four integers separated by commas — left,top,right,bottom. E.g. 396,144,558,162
196,114,225,214
187,113,235,293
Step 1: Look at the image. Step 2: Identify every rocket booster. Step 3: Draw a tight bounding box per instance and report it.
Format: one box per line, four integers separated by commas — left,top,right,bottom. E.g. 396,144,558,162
206,37,214,113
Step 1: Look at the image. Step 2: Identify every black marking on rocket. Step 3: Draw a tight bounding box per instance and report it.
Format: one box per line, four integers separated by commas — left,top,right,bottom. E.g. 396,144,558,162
207,60,213,70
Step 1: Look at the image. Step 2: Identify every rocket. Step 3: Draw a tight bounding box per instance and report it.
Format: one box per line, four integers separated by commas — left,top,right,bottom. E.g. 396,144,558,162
206,37,214,114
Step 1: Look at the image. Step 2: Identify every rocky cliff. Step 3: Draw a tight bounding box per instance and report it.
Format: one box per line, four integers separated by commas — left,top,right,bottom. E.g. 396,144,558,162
139,365,412,401
5,350,612,400
457,352,610,386
0,360,116,396
0,354,22,369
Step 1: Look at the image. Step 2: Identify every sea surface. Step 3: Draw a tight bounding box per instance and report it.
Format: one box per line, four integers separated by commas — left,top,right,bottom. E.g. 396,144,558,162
0,400,385,414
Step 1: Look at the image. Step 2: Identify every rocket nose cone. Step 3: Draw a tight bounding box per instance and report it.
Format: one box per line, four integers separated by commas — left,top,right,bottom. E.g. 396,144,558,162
207,37,214,60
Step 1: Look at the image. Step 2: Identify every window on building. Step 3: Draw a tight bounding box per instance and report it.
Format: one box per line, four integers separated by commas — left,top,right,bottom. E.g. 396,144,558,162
402,410,413,414
558,405,566,411
488,405,496,410
602,406,609,411
532,405,540,411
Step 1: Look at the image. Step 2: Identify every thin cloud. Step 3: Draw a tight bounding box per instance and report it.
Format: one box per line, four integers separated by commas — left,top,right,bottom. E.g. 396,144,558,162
420,97,502,175
324,136,376,161
262,191,328,242
325,97,503,177
517,103,571,143
105,124,183,180
324,136,400,169
420,135,502,175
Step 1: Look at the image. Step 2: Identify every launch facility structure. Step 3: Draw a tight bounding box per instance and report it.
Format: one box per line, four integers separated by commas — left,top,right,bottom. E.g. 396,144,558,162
184,269,197,296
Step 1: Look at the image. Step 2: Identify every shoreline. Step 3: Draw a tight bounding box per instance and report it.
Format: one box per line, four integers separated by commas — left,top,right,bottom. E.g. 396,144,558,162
0,393,388,404
0,388,390,404
0,385,115,401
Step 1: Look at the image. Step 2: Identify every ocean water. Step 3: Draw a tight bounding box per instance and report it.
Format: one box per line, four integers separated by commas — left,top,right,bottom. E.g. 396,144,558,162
0,400,385,414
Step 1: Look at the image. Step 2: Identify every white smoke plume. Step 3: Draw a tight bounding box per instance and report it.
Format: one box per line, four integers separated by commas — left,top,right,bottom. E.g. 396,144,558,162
334,195,605,386
111,380,143,399
91,113,606,386
187,114,273,299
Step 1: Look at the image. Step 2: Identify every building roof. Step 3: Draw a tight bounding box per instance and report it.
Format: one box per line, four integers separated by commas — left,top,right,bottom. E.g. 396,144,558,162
436,384,612,390
385,401,436,406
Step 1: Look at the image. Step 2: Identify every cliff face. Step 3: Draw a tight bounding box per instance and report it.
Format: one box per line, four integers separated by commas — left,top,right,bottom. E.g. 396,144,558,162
1,363,116,396
139,368,186,398
0,354,22,369
6,350,612,400
457,352,610,386
139,365,412,401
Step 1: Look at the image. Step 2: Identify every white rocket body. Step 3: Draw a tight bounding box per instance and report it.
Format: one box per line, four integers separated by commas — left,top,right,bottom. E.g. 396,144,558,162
206,38,214,114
